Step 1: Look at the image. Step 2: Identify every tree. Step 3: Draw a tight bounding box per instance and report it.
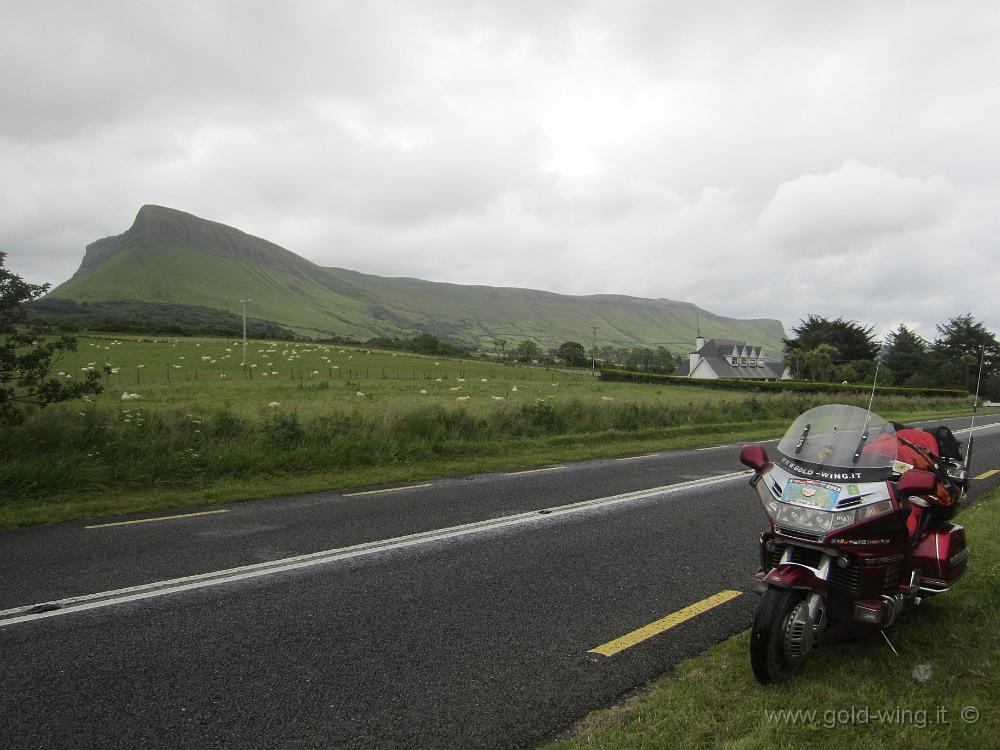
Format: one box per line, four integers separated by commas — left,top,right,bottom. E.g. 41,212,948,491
1,252,104,424
514,339,541,362
930,314,1000,392
882,324,928,386
783,315,879,363
492,337,508,358
557,341,587,367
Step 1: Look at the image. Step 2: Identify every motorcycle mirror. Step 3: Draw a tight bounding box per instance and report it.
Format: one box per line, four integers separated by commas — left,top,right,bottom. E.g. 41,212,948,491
895,469,938,498
740,445,770,471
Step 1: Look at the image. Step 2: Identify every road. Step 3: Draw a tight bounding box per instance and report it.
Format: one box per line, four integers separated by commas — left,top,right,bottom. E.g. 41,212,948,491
2,414,999,748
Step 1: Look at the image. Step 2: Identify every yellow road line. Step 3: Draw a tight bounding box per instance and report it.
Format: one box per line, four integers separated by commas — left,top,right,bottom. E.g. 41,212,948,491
505,466,566,476
614,454,660,462
589,590,743,657
85,509,229,529
343,483,433,497
974,469,999,480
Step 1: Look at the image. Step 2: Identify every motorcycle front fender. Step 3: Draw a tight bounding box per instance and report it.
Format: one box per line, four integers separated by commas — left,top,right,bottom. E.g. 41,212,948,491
762,564,828,594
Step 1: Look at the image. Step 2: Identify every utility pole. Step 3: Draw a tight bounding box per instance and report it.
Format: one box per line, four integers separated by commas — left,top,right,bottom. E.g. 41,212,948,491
591,325,597,372
241,299,251,367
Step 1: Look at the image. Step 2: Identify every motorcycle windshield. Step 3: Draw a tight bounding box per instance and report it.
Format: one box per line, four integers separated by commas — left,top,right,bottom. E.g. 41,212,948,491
775,404,898,482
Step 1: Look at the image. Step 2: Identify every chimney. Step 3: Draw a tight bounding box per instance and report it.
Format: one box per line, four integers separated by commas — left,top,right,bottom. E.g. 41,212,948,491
690,336,705,372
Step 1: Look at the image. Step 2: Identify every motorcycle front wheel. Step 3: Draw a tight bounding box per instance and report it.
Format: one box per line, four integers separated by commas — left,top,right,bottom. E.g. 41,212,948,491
749,587,813,684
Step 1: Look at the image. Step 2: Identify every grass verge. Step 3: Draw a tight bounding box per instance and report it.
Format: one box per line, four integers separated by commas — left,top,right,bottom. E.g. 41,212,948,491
0,399,972,529
543,490,1000,750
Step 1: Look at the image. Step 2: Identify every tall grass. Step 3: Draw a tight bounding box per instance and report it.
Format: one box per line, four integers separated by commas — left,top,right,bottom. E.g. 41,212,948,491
0,392,966,503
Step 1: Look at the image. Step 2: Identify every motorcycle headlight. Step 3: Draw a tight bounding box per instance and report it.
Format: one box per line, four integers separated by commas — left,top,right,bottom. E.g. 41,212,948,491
775,506,857,534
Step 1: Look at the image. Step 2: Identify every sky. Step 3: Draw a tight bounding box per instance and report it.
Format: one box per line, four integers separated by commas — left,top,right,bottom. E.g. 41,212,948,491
2,0,998,341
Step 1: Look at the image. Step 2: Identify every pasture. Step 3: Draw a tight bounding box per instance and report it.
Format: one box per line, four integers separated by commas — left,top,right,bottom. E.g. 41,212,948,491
1,334,973,527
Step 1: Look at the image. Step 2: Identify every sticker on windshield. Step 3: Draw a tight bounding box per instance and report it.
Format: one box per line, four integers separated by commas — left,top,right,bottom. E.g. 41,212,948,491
781,478,841,509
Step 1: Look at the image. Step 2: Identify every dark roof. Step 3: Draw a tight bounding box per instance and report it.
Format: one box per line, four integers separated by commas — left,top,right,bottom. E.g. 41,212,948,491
677,338,784,380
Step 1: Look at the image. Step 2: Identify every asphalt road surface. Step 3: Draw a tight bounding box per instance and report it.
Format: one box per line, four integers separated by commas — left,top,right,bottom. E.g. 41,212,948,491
3,414,999,749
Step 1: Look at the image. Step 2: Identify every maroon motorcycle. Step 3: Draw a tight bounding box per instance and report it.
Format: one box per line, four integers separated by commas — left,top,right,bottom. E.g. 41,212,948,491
740,404,970,684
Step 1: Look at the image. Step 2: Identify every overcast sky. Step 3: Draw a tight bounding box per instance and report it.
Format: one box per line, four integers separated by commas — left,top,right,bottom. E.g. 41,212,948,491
3,0,998,340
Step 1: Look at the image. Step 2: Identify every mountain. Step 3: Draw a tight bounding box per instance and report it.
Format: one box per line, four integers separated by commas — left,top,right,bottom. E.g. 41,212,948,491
45,205,786,351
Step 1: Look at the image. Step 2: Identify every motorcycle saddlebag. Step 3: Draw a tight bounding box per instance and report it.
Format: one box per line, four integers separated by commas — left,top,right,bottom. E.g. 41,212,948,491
922,425,963,461
912,522,968,589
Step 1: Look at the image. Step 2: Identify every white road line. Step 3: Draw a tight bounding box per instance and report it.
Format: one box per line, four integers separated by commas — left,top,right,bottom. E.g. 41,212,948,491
343,483,433,497
614,454,660,462
85,510,229,529
695,445,731,451
505,466,566,476
0,470,751,629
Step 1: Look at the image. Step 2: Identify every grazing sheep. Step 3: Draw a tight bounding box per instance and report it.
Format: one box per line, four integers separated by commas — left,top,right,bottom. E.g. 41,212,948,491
456,395,470,401
121,392,142,401
268,401,281,408
601,395,614,401
481,378,488,383
491,395,505,401
511,386,518,392
456,378,465,383
419,389,428,395
356,391,366,398
449,387,460,392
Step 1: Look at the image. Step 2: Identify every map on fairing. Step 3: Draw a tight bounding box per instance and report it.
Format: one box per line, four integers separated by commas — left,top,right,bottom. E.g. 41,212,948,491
781,478,841,509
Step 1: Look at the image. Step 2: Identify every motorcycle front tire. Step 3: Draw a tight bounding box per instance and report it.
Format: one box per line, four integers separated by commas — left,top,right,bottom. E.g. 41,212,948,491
749,587,810,684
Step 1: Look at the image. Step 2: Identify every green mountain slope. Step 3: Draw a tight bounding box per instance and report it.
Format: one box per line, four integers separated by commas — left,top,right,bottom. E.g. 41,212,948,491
47,205,786,351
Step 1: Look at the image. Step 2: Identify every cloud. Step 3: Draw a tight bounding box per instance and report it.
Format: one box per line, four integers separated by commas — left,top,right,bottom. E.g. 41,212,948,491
754,161,956,255
3,1,1000,341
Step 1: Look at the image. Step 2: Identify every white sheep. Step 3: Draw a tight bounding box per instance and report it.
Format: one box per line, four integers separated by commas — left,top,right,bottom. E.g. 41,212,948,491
601,395,614,401
356,391,366,398
121,392,142,401
456,395,470,401
419,389,428,395
511,386,518,392
491,395,505,401
268,401,281,408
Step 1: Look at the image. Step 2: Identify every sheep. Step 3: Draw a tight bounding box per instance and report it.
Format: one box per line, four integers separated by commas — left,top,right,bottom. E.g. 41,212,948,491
449,387,460,392
356,391,366,398
491,395,505,401
121,392,142,401
481,378,488,383
268,401,281,408
419,389,429,395
456,395,470,401
601,395,614,401
511,386,518,392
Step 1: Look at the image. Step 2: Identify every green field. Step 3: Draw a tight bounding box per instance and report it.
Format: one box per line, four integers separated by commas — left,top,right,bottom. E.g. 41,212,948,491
0,333,973,528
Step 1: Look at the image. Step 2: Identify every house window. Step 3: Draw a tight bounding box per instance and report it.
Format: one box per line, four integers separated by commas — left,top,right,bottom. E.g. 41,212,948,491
731,357,737,365
739,358,747,366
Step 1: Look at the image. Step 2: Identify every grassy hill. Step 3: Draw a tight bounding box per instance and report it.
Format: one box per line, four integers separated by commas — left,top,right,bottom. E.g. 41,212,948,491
45,205,785,350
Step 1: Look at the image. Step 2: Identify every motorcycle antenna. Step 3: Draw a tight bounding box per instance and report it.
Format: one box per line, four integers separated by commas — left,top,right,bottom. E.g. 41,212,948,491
853,335,887,463
965,346,986,472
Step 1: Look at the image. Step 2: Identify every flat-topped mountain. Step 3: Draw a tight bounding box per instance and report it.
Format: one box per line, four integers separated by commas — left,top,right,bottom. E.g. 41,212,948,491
46,205,785,350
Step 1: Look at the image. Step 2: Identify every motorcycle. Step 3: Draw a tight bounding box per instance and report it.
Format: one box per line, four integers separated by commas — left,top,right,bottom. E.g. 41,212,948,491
739,403,971,684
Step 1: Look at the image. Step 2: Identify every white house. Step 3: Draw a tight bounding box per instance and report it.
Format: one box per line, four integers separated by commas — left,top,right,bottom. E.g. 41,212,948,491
674,337,791,381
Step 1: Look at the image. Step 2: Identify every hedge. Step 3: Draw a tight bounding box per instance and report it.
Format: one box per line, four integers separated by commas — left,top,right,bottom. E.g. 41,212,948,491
599,369,968,398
